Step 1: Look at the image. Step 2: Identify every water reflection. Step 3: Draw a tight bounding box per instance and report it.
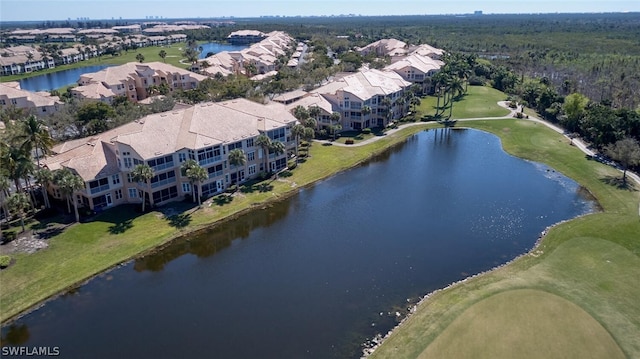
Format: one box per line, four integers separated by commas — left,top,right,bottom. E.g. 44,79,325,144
134,201,290,272
1,324,30,346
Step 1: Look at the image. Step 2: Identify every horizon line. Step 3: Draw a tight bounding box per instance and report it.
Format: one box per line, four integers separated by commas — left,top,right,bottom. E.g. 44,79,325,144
2,11,639,23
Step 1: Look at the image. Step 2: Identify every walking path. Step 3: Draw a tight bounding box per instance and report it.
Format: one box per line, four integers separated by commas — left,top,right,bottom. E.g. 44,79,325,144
314,101,640,186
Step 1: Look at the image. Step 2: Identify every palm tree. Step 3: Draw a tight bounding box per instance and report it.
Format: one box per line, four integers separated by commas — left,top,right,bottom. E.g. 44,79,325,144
17,115,54,167
0,175,11,226
181,159,199,203
7,192,30,233
330,112,341,141
361,105,372,126
131,164,154,212
255,134,272,174
186,165,208,206
228,149,247,187
290,124,306,161
33,168,53,209
59,172,85,223
269,141,286,172
158,50,167,63
1,142,32,192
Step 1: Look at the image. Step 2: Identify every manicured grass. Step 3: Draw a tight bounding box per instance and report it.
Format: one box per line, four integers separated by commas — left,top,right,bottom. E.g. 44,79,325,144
0,43,190,84
419,289,626,359
418,85,511,119
369,119,640,358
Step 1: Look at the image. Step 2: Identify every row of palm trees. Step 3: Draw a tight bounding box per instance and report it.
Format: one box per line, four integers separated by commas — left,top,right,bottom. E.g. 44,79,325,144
0,115,91,240
431,53,475,119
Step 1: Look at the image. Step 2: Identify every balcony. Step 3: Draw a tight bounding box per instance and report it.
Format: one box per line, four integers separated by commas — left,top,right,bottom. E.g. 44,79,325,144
198,155,222,167
89,184,110,194
151,176,176,189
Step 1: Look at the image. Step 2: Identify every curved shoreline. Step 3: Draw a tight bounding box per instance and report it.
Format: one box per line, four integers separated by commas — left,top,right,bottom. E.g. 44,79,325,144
364,109,640,357
0,122,434,325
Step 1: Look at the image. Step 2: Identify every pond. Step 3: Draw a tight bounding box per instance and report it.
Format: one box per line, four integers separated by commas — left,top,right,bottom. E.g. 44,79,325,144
198,42,248,59
17,64,112,92
0,129,595,358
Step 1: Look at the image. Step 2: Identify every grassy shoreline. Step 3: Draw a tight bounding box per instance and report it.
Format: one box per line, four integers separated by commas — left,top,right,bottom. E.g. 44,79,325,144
0,123,436,324
369,120,640,358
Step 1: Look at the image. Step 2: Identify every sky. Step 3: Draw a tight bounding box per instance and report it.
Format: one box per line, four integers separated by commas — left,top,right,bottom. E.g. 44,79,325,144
1,0,639,22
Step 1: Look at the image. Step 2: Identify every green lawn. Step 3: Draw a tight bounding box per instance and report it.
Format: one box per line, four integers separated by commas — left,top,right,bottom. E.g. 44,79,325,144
418,85,511,119
369,119,640,358
418,289,626,359
0,43,190,85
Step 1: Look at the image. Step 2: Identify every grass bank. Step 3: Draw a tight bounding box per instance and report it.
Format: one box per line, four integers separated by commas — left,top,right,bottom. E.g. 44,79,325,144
0,43,190,84
369,119,640,358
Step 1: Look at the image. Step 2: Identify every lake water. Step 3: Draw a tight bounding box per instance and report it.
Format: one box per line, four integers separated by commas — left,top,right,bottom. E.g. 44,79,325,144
17,65,112,92
0,129,595,358
198,42,247,59
15,42,245,92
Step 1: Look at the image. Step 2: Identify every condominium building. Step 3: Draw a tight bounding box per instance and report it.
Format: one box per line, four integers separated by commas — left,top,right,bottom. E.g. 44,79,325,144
72,61,208,104
0,81,63,115
309,68,411,130
42,99,298,210
384,54,444,94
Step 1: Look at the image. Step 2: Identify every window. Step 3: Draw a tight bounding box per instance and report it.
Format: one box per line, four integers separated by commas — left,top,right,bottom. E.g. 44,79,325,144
112,174,120,185
182,182,191,193
197,146,222,166
124,157,132,168
248,164,256,176
88,178,108,194
115,189,122,200
246,138,254,148
128,188,137,198
178,153,186,163
247,151,255,162
152,186,178,203
150,170,176,188
148,155,174,171
207,164,223,178
228,141,242,151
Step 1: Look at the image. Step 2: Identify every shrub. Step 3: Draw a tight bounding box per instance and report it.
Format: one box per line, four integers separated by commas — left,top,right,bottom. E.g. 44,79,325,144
362,128,372,134
0,255,11,268
287,160,297,170
345,139,355,145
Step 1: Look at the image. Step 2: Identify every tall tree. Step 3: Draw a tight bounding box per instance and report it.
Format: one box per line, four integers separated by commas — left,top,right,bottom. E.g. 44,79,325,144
33,168,53,209
228,148,247,187
290,124,306,161
131,164,154,212
59,171,85,223
255,134,272,174
605,138,640,184
136,53,145,63
269,141,286,172
16,115,54,167
158,50,167,63
330,112,341,141
7,192,30,233
181,159,199,203
186,164,207,206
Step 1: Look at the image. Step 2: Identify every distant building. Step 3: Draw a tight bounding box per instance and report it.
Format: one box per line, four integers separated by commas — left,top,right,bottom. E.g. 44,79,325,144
0,82,63,115
227,30,267,45
72,61,208,104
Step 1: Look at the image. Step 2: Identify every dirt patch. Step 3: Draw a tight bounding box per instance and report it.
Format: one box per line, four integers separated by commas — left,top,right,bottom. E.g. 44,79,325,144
0,232,49,255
